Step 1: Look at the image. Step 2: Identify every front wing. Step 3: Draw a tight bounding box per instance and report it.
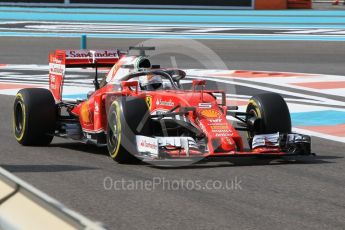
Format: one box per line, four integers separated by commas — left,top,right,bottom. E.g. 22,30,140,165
135,132,312,164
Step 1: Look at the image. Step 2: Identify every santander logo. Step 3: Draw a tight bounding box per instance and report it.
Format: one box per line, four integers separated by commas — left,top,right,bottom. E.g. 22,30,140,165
140,140,158,150
66,50,119,58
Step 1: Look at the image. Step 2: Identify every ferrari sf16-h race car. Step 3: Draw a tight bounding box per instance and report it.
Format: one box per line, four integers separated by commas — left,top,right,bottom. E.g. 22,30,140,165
13,47,312,165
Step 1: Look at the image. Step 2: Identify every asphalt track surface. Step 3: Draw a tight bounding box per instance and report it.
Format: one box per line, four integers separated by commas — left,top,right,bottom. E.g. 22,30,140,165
1,37,345,230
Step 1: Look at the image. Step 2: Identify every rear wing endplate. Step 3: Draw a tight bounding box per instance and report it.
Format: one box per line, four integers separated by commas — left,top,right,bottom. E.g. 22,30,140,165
49,49,121,101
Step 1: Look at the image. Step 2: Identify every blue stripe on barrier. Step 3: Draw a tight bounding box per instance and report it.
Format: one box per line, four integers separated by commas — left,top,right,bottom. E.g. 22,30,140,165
291,110,345,127
1,11,345,24
62,94,88,100
0,7,345,40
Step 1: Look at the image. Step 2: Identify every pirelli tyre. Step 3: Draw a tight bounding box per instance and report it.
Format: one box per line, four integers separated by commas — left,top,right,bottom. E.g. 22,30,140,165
107,97,151,164
246,93,291,147
13,88,56,146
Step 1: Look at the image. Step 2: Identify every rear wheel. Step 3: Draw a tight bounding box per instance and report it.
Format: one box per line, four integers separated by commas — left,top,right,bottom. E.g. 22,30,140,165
13,88,56,146
107,97,151,164
246,93,291,147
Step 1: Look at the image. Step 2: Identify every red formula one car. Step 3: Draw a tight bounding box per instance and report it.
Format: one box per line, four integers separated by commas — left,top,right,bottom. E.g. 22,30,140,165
13,47,311,165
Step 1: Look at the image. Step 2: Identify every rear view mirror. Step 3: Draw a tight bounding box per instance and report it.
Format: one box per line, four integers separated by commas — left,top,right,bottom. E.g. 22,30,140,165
121,81,139,93
192,80,206,86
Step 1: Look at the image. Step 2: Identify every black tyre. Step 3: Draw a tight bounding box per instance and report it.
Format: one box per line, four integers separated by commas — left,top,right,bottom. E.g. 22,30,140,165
107,97,151,164
246,93,291,146
13,88,56,146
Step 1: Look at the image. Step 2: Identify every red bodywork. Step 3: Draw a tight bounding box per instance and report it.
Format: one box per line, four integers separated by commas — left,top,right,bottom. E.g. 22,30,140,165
48,49,288,159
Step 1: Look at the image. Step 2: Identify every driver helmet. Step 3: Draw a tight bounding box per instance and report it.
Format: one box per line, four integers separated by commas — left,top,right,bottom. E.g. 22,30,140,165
139,74,163,91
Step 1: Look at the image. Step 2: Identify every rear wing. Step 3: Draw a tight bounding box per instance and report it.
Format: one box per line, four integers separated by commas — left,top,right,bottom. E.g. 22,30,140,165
49,49,121,102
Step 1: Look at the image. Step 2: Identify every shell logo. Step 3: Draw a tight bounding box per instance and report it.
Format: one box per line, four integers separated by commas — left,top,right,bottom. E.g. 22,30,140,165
200,109,221,118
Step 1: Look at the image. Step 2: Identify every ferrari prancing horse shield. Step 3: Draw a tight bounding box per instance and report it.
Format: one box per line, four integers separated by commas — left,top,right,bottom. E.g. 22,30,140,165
145,96,152,110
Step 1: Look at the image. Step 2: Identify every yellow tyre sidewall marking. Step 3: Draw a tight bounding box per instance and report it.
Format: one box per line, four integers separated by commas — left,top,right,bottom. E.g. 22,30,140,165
247,99,262,139
110,101,121,159
248,99,262,118
14,93,26,142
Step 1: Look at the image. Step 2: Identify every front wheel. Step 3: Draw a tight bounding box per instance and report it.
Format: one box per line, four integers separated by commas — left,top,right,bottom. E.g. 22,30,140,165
246,93,291,147
107,97,151,164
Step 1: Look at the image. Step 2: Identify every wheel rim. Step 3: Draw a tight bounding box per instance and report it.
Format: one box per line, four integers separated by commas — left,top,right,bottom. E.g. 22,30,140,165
248,108,258,138
14,101,24,135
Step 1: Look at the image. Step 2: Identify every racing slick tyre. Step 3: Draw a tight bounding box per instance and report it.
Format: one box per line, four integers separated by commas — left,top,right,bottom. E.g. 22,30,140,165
13,88,56,146
107,97,151,164
246,93,291,147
